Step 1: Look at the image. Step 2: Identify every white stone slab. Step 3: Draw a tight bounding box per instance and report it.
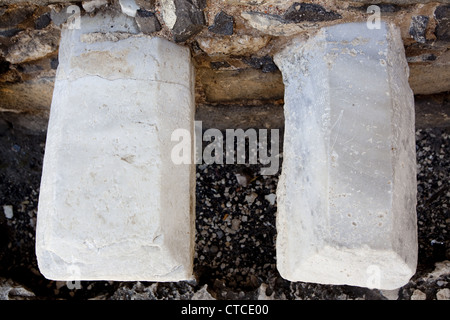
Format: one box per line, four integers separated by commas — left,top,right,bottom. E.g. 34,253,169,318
274,22,417,290
36,14,196,281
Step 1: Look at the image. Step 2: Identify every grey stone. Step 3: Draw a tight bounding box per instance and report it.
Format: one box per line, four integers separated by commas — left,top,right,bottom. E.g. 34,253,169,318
135,9,161,34
243,55,278,73
409,15,429,43
0,278,35,300
434,5,450,42
283,2,341,23
35,12,51,30
208,11,233,35
171,0,206,42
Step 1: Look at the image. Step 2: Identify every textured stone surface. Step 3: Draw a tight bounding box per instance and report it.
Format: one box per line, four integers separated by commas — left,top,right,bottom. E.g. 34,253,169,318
208,11,233,35
5,27,60,64
275,22,417,289
434,5,450,42
36,14,196,281
82,0,108,13
409,48,450,95
415,93,450,129
135,9,161,34
119,0,139,17
409,15,429,44
197,34,270,56
161,0,206,42
283,2,341,23
197,65,283,102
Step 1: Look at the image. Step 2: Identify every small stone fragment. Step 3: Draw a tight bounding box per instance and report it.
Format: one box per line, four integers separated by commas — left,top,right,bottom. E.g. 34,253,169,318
170,0,207,42
434,5,450,42
82,0,109,13
241,11,305,37
283,2,341,23
243,55,278,73
264,193,276,205
0,278,35,300
119,0,140,17
409,15,429,44
3,205,13,219
191,284,216,300
410,289,426,300
5,27,60,64
210,61,231,70
245,192,258,205
436,288,450,300
135,9,161,34
35,12,51,30
231,218,241,231
208,11,233,35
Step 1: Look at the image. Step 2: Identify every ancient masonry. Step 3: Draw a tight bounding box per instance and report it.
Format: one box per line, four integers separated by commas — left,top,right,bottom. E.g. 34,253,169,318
1,0,449,289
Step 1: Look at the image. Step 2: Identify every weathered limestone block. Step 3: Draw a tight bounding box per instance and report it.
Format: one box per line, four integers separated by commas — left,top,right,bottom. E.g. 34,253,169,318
36,14,196,281
274,22,417,289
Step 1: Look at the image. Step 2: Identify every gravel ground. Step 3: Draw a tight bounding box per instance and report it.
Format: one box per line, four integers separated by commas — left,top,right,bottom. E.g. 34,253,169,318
0,117,449,300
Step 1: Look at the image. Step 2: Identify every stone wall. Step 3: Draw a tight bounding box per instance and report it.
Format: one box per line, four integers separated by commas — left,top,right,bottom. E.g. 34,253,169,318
0,0,449,131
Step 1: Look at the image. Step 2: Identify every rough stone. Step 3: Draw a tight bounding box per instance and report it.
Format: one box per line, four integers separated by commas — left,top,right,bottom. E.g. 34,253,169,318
5,27,60,64
197,34,270,56
82,0,109,13
0,278,35,300
434,5,450,42
411,289,427,300
0,78,54,115
36,14,196,281
196,66,283,102
119,0,140,17
274,22,417,290
241,11,307,37
0,6,35,30
409,15,429,44
409,48,450,95
35,12,52,30
208,11,234,36
161,0,206,42
135,9,161,34
437,288,450,300
283,3,341,23
243,55,278,73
